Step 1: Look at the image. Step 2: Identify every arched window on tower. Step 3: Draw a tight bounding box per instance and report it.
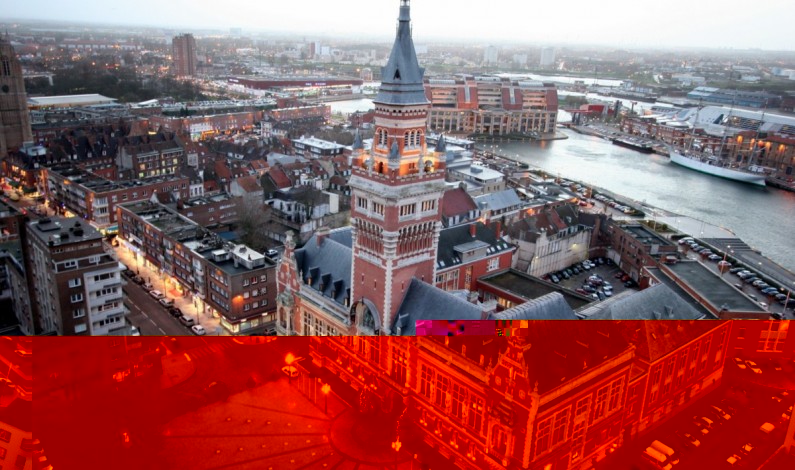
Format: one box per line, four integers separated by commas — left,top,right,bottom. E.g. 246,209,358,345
0,57,11,77
404,131,410,149
378,129,387,148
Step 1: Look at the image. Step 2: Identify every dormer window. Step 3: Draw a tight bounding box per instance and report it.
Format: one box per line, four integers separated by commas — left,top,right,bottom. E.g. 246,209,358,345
394,69,401,80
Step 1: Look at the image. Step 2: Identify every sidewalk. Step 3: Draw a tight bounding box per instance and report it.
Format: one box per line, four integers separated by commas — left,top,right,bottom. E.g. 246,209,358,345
114,243,228,336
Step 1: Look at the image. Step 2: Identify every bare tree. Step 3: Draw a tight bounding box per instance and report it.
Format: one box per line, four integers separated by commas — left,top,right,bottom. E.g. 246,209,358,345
235,197,271,251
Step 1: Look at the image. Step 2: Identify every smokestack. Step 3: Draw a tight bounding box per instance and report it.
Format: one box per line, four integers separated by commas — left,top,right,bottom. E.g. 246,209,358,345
470,223,477,238
316,226,330,245
495,221,502,239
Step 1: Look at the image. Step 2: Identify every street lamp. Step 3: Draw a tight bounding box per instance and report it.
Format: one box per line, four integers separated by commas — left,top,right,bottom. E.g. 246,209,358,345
391,439,402,470
285,353,296,385
321,383,331,414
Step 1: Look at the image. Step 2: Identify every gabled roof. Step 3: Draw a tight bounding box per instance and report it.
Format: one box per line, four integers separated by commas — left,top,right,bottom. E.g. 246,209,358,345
374,1,428,106
442,187,478,219
474,189,523,212
294,227,353,307
587,283,705,321
436,222,513,270
234,175,262,194
267,166,293,189
393,278,483,335
493,292,577,320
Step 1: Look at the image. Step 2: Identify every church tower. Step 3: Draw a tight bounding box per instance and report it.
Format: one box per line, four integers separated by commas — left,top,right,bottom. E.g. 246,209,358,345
349,0,446,335
0,35,33,157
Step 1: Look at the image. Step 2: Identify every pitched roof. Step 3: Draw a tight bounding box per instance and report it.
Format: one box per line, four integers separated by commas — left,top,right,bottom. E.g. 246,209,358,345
474,189,523,212
267,166,293,189
234,175,262,194
393,278,483,335
587,283,705,320
493,292,577,320
618,320,724,363
374,2,428,106
436,222,513,270
294,227,353,307
442,187,478,219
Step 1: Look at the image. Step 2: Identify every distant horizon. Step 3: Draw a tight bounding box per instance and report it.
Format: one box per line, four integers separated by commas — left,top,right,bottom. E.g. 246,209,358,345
5,0,795,52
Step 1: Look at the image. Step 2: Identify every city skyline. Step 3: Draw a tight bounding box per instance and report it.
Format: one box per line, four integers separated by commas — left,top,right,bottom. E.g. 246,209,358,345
5,0,795,51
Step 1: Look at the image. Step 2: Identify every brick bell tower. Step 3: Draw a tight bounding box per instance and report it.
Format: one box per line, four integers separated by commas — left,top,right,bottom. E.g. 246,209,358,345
349,0,446,335
0,35,33,157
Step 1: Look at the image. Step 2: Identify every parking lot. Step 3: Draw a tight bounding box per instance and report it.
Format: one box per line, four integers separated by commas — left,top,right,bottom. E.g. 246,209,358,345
545,258,637,301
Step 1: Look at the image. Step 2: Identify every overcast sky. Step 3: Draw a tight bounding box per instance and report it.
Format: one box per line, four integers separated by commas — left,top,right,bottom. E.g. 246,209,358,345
6,0,795,50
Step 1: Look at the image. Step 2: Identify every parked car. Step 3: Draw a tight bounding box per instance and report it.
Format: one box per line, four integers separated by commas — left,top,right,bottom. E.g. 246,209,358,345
179,315,195,327
550,275,560,284
597,291,605,301
168,307,183,318
675,430,701,449
732,357,747,370
729,267,745,274
132,276,145,285
149,290,165,300
624,280,637,288
603,289,613,298
761,287,779,295
159,298,174,308
266,249,279,258
142,282,155,291
191,325,206,335
707,254,722,261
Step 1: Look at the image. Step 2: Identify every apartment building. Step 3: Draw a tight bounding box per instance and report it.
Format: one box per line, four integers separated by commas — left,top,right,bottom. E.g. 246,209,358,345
24,217,124,335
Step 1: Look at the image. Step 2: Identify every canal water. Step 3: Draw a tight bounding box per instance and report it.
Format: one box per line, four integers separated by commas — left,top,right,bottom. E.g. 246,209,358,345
500,131,795,271
330,100,795,271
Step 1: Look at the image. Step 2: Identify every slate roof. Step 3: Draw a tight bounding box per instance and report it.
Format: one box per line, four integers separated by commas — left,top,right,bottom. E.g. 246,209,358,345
393,278,484,335
374,2,428,106
493,292,577,320
294,227,353,307
617,320,724,363
436,222,513,270
474,189,523,212
586,283,705,320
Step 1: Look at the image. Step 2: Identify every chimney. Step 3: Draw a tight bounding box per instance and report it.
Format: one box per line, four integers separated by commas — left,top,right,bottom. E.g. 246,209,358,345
495,221,502,238
470,223,477,238
316,226,330,245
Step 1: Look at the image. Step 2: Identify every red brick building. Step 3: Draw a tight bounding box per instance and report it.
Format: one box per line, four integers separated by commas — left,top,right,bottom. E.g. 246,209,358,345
43,164,190,231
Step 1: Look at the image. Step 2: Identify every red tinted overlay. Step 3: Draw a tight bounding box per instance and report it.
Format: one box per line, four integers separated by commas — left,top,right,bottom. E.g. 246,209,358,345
15,321,795,469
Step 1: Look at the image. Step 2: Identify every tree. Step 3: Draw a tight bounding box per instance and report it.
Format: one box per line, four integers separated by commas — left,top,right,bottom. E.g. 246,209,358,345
235,197,271,252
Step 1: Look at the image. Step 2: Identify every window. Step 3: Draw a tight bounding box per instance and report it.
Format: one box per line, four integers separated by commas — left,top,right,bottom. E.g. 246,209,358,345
451,383,466,419
536,417,552,455
68,277,82,288
608,378,624,412
15,455,25,469
399,203,416,217
467,396,483,433
593,385,609,421
243,279,249,287
74,323,87,333
421,200,436,212
487,257,499,272
0,445,5,459
61,260,78,271
357,197,368,209
419,364,433,399
73,308,85,319
552,408,570,445
70,293,84,303
372,202,384,216
368,338,381,364
392,347,407,385
0,429,8,443
435,375,449,408
251,276,259,285
260,274,267,283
